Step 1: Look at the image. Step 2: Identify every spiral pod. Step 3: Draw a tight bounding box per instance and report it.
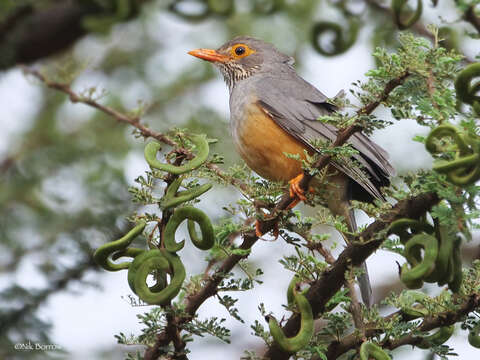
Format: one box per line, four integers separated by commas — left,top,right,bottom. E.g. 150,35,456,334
392,0,423,30
427,223,462,292
93,221,146,271
401,233,438,289
164,206,215,252
425,123,480,187
286,275,310,308
398,290,429,317
387,218,434,244
268,291,314,353
455,63,480,115
160,176,212,210
448,234,463,293
417,325,454,349
127,249,186,305
424,224,454,284
144,134,210,175
438,27,459,52
468,323,480,348
311,19,359,57
359,341,391,360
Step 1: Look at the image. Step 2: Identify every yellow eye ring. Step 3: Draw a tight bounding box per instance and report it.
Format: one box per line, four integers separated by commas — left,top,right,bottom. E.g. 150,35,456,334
230,43,255,59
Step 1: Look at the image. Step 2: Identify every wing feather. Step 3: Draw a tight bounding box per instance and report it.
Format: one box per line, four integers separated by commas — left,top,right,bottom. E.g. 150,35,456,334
255,74,394,200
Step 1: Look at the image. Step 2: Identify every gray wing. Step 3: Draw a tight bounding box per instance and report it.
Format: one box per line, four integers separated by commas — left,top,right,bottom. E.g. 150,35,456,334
255,74,395,200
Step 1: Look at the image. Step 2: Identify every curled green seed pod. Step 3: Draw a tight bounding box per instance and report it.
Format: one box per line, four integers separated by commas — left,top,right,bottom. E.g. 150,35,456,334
160,176,213,210
269,291,314,353
438,27,459,52
286,275,309,308
448,235,463,293
359,341,391,360
418,325,454,349
436,154,480,186
144,134,209,175
287,275,300,307
388,218,434,244
311,19,359,57
455,63,480,113
164,206,214,252
425,224,454,284
111,247,145,261
425,124,470,155
401,233,438,288
93,221,146,271
127,249,186,305
392,0,423,30
399,290,429,317
468,323,480,348
425,123,480,186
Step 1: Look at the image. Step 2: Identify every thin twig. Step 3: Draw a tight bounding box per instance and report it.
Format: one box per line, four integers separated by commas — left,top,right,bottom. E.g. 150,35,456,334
21,66,250,193
346,278,366,338
263,192,440,359
21,66,176,146
325,293,480,359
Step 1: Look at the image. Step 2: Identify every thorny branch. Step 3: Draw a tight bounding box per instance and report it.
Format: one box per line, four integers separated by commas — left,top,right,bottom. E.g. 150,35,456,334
24,66,413,360
148,72,411,359
325,293,480,359
263,191,440,359
20,66,249,193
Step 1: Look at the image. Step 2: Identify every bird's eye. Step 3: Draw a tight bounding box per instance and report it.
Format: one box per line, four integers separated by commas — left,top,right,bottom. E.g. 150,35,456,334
235,46,246,56
230,43,255,58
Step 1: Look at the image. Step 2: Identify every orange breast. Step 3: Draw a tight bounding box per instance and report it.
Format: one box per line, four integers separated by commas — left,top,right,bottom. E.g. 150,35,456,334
233,102,308,183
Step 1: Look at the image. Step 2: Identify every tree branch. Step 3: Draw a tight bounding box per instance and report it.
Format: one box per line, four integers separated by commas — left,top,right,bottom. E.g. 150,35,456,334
23,65,411,359
263,191,440,359
21,66,250,193
269,71,409,219
21,66,176,146
326,293,480,359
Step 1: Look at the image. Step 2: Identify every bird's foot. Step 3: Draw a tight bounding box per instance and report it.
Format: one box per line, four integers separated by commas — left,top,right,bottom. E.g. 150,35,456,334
287,174,307,209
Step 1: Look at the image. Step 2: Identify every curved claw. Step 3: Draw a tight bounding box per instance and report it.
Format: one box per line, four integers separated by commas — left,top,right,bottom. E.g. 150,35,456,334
288,174,307,209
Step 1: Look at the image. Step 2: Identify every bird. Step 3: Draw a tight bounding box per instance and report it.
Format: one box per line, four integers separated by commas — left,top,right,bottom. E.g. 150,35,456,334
188,36,395,307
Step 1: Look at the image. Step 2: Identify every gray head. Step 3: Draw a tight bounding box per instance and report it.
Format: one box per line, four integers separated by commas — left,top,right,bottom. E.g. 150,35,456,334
188,36,294,90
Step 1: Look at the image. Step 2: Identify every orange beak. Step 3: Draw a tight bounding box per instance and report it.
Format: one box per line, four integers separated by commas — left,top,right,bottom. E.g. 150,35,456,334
188,48,230,63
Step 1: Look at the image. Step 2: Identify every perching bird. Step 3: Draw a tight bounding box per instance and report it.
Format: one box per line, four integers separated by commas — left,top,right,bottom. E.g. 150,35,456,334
188,36,395,307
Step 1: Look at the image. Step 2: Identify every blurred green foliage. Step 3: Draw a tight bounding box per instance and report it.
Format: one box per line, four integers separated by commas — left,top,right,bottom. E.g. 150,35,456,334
1,0,480,359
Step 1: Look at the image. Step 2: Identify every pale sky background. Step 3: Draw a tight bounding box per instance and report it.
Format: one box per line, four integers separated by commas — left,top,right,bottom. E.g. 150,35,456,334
1,2,479,360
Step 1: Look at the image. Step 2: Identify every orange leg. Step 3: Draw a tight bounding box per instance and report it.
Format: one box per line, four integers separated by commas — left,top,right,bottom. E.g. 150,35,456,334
255,220,263,238
287,173,307,209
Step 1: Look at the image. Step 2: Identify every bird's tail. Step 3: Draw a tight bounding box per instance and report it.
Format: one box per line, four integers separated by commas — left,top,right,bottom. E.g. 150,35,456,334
347,209,373,307
358,262,373,308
